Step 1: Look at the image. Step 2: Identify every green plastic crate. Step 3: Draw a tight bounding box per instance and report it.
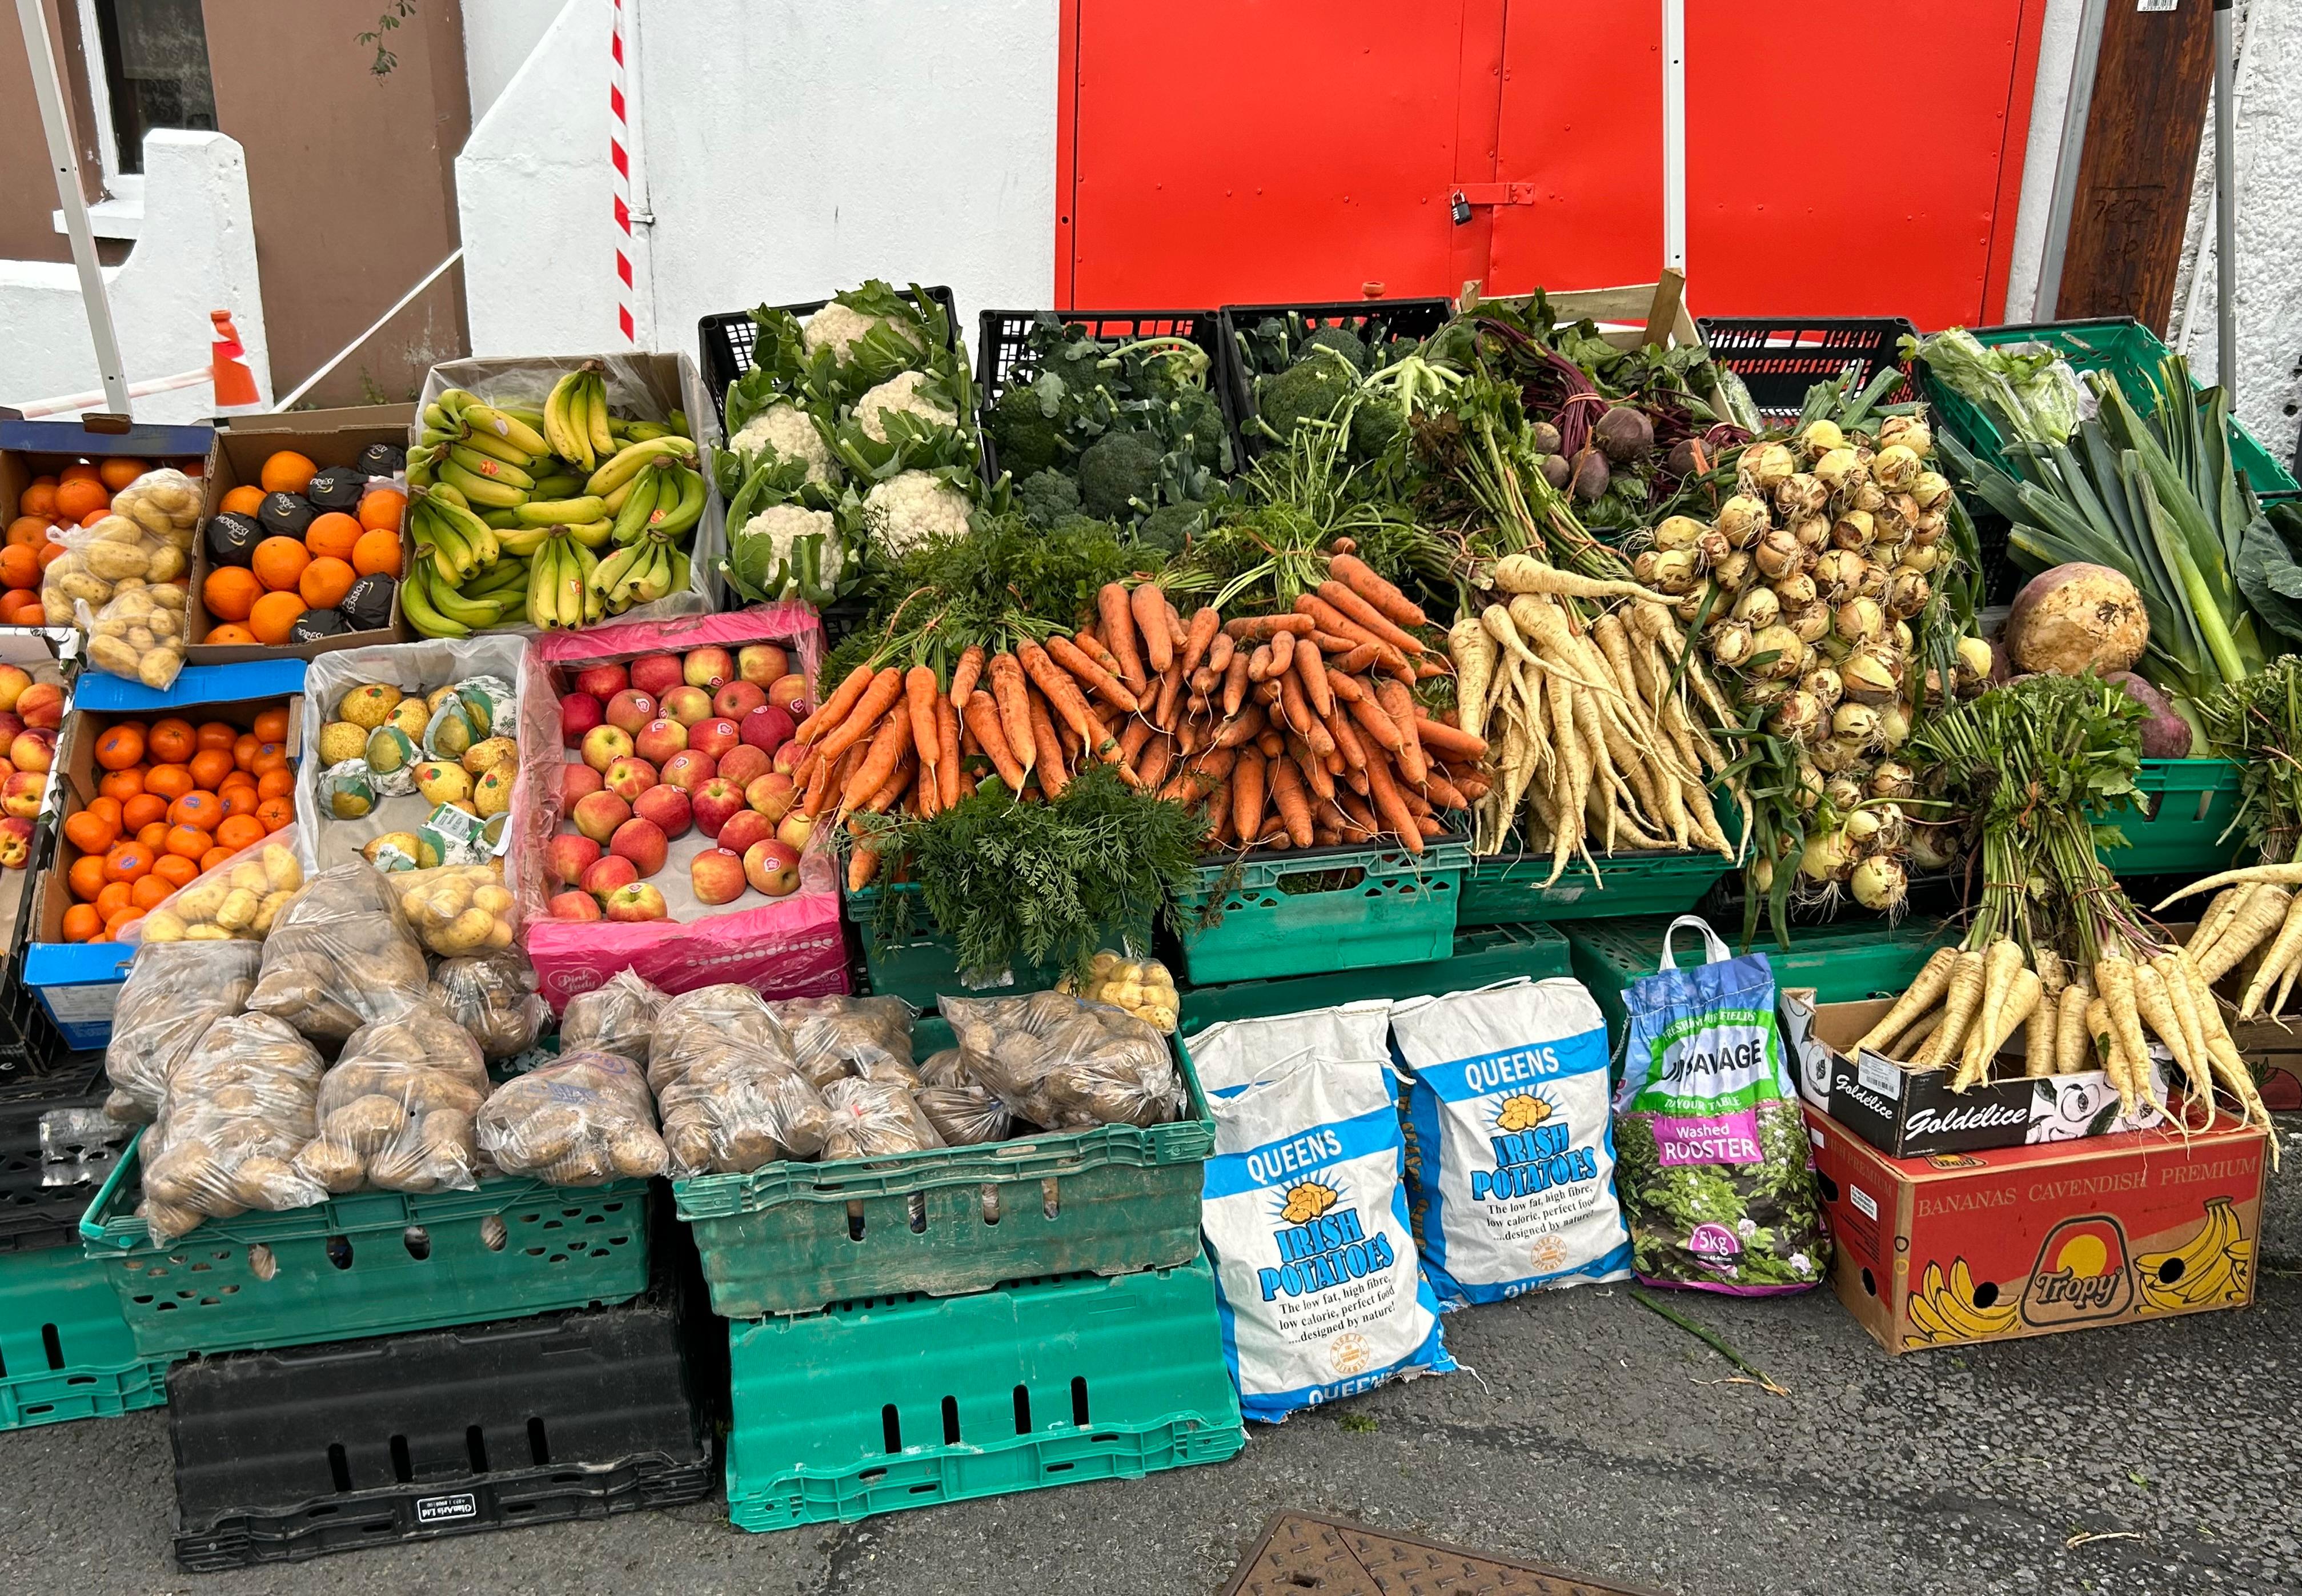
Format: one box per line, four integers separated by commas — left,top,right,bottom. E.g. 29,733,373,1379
1459,848,1734,925
1175,837,1470,985
1566,915,1957,1046
1,1243,169,1431
725,1258,1244,1531
847,880,1150,1009
2096,758,2244,877
81,1136,651,1360
675,1017,1213,1318
1176,921,1571,1034
1925,319,2300,496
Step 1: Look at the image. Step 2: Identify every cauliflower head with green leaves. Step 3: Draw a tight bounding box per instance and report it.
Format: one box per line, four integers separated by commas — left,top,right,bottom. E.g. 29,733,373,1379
732,503,842,599
855,369,959,444
729,400,837,487
864,470,973,558
803,299,922,363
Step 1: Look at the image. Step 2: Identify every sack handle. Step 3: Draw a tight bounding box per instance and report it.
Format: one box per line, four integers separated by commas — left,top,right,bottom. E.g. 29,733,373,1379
1657,914,1732,972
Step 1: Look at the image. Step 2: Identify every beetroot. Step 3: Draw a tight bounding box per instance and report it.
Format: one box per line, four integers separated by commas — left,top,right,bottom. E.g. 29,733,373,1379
2106,671,2193,758
2003,563,2149,677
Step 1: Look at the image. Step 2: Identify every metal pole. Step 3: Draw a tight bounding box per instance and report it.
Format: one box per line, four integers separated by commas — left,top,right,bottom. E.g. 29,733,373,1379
2212,0,2237,403
2037,0,2110,323
14,0,130,416
1662,0,1687,273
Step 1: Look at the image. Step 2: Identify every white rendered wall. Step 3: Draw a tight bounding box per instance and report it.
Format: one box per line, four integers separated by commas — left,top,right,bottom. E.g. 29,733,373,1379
0,131,271,422
463,0,570,123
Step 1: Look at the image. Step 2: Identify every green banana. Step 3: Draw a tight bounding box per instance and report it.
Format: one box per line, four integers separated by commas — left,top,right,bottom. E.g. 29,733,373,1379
399,564,470,639
406,447,436,488
427,578,507,629
462,402,550,458
609,466,663,544
589,541,645,604
585,435,699,499
415,503,475,582
439,458,528,508
558,537,587,627
503,406,548,429
422,402,456,432
495,524,551,558
624,420,668,443
426,493,502,568
572,539,604,623
629,541,675,605
480,508,523,530
530,473,583,500
466,558,531,598
518,495,607,527
427,481,467,510
419,426,460,449
667,409,691,439
447,445,536,491
648,466,706,538
667,547,690,598
435,387,480,419
583,372,616,462
523,538,554,629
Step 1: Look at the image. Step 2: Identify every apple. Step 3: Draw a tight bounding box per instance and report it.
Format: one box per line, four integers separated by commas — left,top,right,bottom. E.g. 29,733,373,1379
604,881,669,923
716,808,773,857
581,725,633,773
628,652,684,699
632,783,692,840
633,716,689,767
714,680,768,721
743,839,801,897
562,761,605,807
716,743,770,791
8,729,54,775
15,683,63,732
572,790,632,844
689,776,745,839
549,889,603,921
659,685,713,727
609,816,668,877
547,833,602,886
576,663,629,701
603,755,659,803
659,748,717,792
1,771,42,819
775,811,814,852
690,848,748,905
0,815,36,869
745,771,796,822
689,716,741,760
0,665,32,712
772,741,800,776
605,688,657,737
684,646,734,691
581,854,637,900
559,691,604,746
739,704,796,756
768,674,809,713
737,643,788,687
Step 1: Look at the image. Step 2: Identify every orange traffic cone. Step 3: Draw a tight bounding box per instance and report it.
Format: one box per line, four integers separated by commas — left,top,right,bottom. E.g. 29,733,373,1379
210,310,260,409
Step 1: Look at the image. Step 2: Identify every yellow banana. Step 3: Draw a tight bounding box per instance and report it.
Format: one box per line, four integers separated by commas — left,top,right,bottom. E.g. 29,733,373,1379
563,517,614,548
584,435,700,499
447,446,536,491
543,371,590,468
452,427,539,470
572,539,604,622
583,371,615,462
439,458,528,509
462,402,550,458
516,495,607,527
495,524,551,558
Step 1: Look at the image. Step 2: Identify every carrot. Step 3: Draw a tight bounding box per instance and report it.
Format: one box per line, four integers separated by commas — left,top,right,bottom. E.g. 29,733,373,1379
816,668,906,764
1164,602,1188,655
1246,643,1273,684
848,844,879,893
1329,641,1382,675
1033,692,1070,799
935,695,961,809
1328,551,1427,628
1211,705,1268,748
1269,755,1313,846
801,735,842,815
1362,747,1422,853
1858,947,1960,1056
1119,716,1154,765
1017,640,1110,757
864,748,917,814
1257,728,1286,759
1138,733,1175,794
1204,781,1233,845
959,691,1027,791
1375,679,1427,785
1045,633,1141,713
1232,748,1266,844
1222,652,1250,717
843,710,913,809
1317,578,1425,656
948,645,986,711
1410,714,1489,763
1288,737,1336,801
1068,631,1122,685
905,665,941,793
797,664,879,746
1154,661,1183,729
986,652,1038,775
1132,582,1173,673
1097,582,1146,693
1328,708,1369,771
1206,632,1236,676
1295,594,1408,672
1269,627,1297,678
1224,615,1315,641
1181,607,1221,678
1345,690,1406,756
1423,771,1470,809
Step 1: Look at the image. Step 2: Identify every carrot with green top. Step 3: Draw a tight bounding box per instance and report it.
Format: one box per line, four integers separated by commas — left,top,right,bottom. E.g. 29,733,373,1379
1045,633,1140,713
1328,551,1428,629
964,690,1028,791
797,663,877,745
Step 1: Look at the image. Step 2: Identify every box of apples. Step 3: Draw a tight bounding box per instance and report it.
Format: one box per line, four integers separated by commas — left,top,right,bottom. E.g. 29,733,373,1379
518,604,848,1006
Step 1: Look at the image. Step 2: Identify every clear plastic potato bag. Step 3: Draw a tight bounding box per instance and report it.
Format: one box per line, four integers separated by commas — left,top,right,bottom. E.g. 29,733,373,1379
105,940,263,1123
125,832,305,948
940,991,1182,1130
139,1012,328,1245
295,1003,491,1196
246,865,431,1041
820,1078,945,1161
647,983,832,1176
430,949,549,1061
392,860,520,957
770,995,917,1089
476,1050,668,1186
42,467,199,631
558,969,668,1066
78,579,190,690
915,1082,1012,1146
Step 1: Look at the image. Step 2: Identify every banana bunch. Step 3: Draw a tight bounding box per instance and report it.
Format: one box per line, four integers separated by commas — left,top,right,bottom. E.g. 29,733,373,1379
526,527,607,631
2136,1197,2253,1313
1903,1258,2019,1345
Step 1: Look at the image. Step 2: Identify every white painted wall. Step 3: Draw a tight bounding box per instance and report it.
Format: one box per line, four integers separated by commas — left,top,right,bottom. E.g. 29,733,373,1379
0,131,271,422
463,0,570,123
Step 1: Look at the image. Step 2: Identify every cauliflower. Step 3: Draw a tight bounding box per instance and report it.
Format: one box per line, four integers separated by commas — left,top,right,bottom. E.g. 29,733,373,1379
729,402,836,486
855,370,957,444
863,471,972,558
803,299,920,362
732,503,843,599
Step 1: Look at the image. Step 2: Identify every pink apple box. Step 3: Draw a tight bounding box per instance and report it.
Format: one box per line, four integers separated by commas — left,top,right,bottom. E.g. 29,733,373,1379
516,604,848,1009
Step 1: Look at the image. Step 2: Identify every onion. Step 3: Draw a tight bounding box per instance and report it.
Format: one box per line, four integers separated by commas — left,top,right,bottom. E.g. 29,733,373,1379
1908,825,1959,871
1706,617,1755,668
1832,702,1882,748
1834,596,1888,644
1840,646,1902,705
1878,415,1932,458
1891,619,1912,650
1800,664,1844,707
1654,514,1706,551
1810,739,1859,777
1840,808,1883,847
1751,855,1775,893
1753,526,1803,580
1717,495,1772,549
1910,515,1946,548
1768,689,1826,745
1898,542,1940,575
1671,578,1715,625
1750,624,1805,680
1868,760,1914,800
1790,514,1831,553
1774,472,1828,520
1910,470,1951,511
1884,568,1931,619
1799,420,1847,460
1787,600,1832,644
1652,548,1700,595
1830,510,1876,551
1878,704,1911,749
1740,441,1797,493
1801,828,1854,883
1747,674,1793,707
1812,447,1863,491
1851,855,1907,911
1732,586,1780,628
1793,761,1824,811
1712,549,1754,591
1695,528,1734,570
1771,570,1819,607
1870,443,1922,491
1814,548,1866,603
1850,480,1887,515
1868,801,1908,851
1631,550,1662,587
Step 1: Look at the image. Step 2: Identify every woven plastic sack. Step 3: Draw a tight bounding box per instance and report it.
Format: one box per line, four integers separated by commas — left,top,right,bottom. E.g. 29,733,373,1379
139,1013,328,1244
104,941,263,1122
477,1050,668,1185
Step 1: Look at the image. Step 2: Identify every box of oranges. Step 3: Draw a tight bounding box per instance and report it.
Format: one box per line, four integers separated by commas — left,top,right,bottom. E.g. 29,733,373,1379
23,689,302,1048
186,407,411,667
2,414,212,633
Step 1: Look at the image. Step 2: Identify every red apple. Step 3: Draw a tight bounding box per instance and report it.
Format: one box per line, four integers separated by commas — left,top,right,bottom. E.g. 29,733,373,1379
0,815,37,869
659,749,716,792
609,816,668,877
632,783,692,839
15,683,63,732
737,643,788,687
771,741,800,776
559,692,603,746
603,755,659,803
745,771,796,822
634,716,689,767
0,665,33,712
572,790,631,844
716,809,773,857
690,848,748,905
580,725,633,773
775,811,813,852
604,881,669,923
689,717,740,760
605,688,657,737
547,833,602,886
683,647,734,691
0,771,42,819
628,652,684,699
575,663,629,701
768,674,809,713
562,762,604,807
743,839,801,897
714,680,768,721
550,889,603,921
8,729,53,775
689,776,745,839
659,685,713,727
716,743,770,791
580,854,637,900
739,704,796,755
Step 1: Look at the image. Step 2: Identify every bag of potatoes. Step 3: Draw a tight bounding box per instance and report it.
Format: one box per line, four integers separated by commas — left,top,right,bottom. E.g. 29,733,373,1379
940,991,1182,1130
78,578,191,690
246,865,431,1041
913,1048,1014,1145
648,983,833,1176
769,995,918,1089
41,467,198,632
392,860,519,957
105,940,263,1122
819,1077,946,1161
129,833,304,947
476,1050,668,1186
139,1011,328,1245
559,968,668,1066
430,948,548,1061
294,1002,490,1195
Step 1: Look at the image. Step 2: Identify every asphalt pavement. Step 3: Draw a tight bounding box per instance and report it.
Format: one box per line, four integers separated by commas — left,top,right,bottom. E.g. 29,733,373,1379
7,1114,2299,1596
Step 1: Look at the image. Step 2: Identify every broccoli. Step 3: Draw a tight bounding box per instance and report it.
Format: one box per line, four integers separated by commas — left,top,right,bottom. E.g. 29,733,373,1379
1253,347,1357,444
1350,391,1406,458
1167,387,1228,471
984,384,1064,477
1017,468,1082,529
1077,430,1162,520
1300,324,1370,373
1135,500,1206,554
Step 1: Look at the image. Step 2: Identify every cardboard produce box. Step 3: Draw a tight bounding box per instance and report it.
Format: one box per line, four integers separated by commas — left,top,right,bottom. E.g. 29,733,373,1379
1806,1104,2266,1354
0,627,75,963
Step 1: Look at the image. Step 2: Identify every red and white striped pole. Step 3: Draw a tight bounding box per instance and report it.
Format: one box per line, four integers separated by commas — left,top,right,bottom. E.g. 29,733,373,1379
609,0,635,343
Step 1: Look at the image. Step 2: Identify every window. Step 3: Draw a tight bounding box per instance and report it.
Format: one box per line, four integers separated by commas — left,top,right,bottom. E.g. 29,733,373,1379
87,0,216,178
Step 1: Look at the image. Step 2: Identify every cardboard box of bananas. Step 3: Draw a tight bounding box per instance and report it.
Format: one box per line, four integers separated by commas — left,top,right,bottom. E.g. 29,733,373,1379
402,364,708,635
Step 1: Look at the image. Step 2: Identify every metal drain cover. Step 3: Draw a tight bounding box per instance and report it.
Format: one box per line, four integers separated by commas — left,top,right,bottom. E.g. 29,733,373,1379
1221,1512,1667,1596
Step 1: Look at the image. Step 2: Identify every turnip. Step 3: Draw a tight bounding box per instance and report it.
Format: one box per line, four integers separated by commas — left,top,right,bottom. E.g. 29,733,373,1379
2003,563,2148,677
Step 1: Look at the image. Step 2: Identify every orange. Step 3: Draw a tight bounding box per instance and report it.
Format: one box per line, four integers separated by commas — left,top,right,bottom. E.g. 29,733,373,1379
53,478,107,522
37,542,67,569
256,796,293,833
164,824,210,859
250,742,289,778
86,795,122,831
151,854,198,889
98,458,147,491
145,718,195,763
63,809,118,854
232,733,260,771
121,792,167,831
19,480,58,519
356,488,406,533
77,507,109,528
299,556,355,609
102,843,151,884
196,721,237,752
67,856,107,903
351,528,403,578
215,814,265,853
0,545,37,590
142,764,194,801
205,624,256,645
248,591,305,645
6,515,47,547
189,748,235,790
169,791,220,832
130,875,173,910
258,450,317,495
202,566,260,623
93,723,145,770
136,821,168,852
219,784,260,819
256,767,296,800
0,592,42,625
252,706,290,744
199,846,232,872
103,908,142,941
303,512,361,561
250,538,309,594
61,904,101,943
94,882,131,921
221,484,266,516
98,768,143,803
58,462,99,484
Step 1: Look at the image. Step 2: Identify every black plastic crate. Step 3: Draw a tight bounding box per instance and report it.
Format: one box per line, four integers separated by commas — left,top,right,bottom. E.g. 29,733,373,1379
697,286,964,418
1217,297,1454,463
166,1289,710,1571
1696,316,1919,418
0,1054,116,1255
973,308,1237,482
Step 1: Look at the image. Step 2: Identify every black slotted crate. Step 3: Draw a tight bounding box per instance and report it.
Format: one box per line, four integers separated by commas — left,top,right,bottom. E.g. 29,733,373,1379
696,286,964,418
972,308,1237,483
166,1287,710,1571
1217,297,1454,463
1695,316,1920,419
0,1054,117,1254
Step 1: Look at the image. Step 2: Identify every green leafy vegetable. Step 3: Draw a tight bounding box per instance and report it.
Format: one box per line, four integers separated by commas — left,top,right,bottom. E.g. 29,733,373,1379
1908,327,2087,446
